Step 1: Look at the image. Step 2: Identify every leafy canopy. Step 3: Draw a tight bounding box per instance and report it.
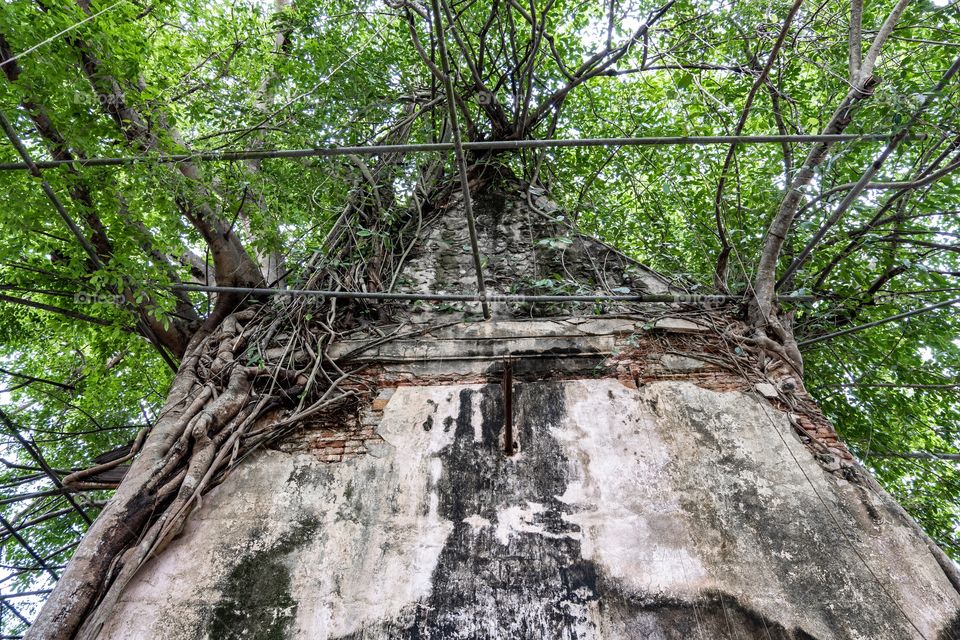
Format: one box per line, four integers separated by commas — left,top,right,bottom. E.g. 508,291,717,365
1,0,960,631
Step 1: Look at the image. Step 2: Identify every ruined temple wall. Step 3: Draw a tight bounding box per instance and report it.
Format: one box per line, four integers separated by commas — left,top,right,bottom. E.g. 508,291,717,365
95,177,960,639
97,370,960,639
394,178,671,321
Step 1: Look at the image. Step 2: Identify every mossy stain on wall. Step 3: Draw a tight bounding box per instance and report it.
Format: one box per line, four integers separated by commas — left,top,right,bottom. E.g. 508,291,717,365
205,517,320,640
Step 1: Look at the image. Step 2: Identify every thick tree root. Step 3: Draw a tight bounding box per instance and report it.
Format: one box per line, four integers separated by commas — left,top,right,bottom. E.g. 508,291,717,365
27,298,363,640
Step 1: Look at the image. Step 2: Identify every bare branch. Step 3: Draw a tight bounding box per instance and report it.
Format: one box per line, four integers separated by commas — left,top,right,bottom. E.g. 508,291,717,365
713,0,803,291
0,293,115,327
869,451,960,461
0,410,92,525
0,368,75,392
0,514,59,581
799,295,960,347
523,0,677,133
811,136,960,289
849,0,863,79
777,53,960,289
820,382,960,390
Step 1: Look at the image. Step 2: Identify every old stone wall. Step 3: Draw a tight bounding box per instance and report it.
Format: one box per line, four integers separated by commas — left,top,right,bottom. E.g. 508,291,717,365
95,177,960,639
393,172,671,321
96,318,960,639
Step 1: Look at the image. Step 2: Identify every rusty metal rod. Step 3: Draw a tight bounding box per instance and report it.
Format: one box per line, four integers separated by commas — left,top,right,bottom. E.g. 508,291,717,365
502,360,514,455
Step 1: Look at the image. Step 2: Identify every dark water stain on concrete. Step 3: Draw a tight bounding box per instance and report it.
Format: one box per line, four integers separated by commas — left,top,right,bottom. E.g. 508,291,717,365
939,609,960,640
330,382,938,639
668,393,921,639
334,382,600,640
205,517,319,640
602,589,820,640
402,382,599,639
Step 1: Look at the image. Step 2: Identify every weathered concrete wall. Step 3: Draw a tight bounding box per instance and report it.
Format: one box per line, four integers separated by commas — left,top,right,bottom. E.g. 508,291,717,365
98,378,960,639
93,174,959,639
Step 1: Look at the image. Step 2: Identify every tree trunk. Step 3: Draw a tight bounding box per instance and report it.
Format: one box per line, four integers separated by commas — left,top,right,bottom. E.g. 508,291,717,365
33,171,960,639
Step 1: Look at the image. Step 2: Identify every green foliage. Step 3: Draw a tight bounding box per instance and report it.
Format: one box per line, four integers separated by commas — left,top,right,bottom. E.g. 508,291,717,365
1,0,960,631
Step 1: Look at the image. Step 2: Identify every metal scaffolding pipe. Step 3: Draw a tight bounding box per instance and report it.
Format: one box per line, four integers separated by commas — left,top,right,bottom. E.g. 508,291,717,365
429,0,490,319
170,283,814,305
0,134,915,171
798,296,960,347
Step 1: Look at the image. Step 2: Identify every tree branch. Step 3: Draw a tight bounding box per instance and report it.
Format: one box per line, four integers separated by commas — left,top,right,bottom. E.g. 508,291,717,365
522,0,677,133
0,293,115,327
713,0,803,291
753,0,912,323
776,53,960,290
849,0,863,79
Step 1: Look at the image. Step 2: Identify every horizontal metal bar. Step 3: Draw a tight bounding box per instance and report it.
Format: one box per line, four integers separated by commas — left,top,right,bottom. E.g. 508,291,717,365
869,451,960,461
798,295,960,346
170,283,814,304
0,590,52,601
0,134,917,171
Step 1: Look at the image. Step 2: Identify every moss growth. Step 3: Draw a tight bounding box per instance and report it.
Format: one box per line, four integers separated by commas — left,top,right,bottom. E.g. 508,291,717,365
206,517,319,640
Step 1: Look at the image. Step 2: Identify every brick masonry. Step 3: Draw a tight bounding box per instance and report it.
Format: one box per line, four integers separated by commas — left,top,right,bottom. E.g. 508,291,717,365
274,389,393,463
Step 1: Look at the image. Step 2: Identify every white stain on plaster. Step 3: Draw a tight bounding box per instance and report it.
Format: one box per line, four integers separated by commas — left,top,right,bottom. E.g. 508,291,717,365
494,502,580,545
471,391,483,443
428,456,443,518
102,385,490,640
292,385,476,639
463,514,491,531
429,457,443,484
555,380,708,595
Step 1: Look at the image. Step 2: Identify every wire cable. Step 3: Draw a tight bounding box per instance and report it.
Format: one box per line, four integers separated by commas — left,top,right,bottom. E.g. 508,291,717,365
0,1,127,69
